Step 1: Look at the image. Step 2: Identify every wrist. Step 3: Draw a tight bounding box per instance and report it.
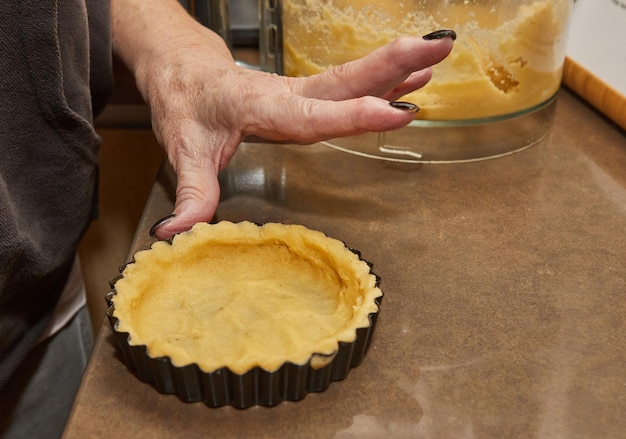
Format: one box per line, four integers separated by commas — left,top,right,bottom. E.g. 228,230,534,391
111,0,233,102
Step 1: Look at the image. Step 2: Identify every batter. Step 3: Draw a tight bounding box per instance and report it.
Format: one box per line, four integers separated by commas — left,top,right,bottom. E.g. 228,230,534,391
283,0,571,120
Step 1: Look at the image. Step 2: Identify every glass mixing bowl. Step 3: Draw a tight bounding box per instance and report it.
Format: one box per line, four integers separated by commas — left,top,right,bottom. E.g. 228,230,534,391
260,0,573,163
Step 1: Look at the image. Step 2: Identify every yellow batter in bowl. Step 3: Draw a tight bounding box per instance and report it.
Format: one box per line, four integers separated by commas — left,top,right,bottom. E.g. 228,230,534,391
283,0,571,120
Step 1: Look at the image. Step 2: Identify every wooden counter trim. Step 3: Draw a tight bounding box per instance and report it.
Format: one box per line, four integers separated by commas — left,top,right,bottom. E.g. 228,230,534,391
562,56,626,131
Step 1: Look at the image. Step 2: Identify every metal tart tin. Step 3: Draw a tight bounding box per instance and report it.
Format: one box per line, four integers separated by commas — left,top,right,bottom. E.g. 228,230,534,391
105,231,382,409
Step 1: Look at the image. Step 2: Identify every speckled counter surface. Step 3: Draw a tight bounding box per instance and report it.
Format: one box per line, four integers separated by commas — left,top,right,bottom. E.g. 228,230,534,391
64,88,626,439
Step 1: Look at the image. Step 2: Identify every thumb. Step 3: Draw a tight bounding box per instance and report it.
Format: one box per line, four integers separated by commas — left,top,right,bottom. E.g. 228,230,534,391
150,156,222,241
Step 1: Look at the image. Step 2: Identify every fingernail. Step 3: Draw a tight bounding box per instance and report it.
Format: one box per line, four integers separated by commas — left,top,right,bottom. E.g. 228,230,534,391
390,101,420,114
149,214,177,238
423,29,457,41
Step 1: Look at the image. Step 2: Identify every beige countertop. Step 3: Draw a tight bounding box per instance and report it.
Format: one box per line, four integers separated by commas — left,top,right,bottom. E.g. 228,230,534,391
64,88,626,439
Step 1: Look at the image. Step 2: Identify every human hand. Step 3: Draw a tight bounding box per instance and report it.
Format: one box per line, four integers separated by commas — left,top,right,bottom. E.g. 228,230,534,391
112,2,454,240
146,34,454,240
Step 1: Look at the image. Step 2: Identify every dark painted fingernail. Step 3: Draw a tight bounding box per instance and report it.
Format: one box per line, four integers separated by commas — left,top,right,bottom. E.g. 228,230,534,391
149,214,177,238
423,29,457,41
390,101,420,114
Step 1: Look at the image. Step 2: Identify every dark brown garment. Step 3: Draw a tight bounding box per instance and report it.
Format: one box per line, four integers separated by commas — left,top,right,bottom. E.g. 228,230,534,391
0,0,113,389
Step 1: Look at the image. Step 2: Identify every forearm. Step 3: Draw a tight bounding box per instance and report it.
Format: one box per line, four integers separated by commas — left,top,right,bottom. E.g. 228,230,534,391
110,0,234,101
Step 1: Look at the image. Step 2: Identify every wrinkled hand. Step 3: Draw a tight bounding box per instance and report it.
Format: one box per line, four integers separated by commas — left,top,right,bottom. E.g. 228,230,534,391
121,8,453,240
